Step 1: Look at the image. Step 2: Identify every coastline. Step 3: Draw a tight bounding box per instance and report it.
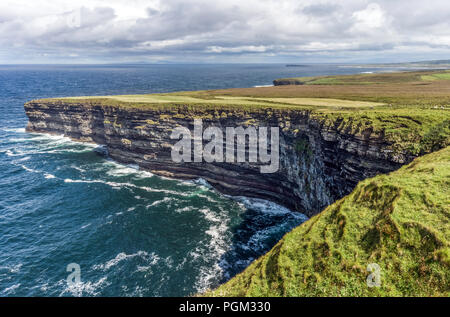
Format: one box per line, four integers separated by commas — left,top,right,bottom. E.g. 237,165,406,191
20,69,450,296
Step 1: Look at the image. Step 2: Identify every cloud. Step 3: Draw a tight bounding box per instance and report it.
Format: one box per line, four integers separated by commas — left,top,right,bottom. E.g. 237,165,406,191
0,0,449,63
206,45,271,54
302,3,341,17
353,3,386,29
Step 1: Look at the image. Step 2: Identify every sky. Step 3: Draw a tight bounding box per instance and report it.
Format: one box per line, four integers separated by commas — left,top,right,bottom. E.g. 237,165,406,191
0,0,449,64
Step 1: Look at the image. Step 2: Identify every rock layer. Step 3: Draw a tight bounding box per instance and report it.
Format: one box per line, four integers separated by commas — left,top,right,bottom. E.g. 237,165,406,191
24,100,412,216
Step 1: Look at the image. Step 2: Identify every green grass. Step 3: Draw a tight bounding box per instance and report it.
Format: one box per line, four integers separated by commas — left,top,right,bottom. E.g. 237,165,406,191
205,146,450,297
29,70,450,156
311,109,450,155
38,94,385,109
422,72,450,81
274,70,450,86
250,97,385,108
60,94,274,106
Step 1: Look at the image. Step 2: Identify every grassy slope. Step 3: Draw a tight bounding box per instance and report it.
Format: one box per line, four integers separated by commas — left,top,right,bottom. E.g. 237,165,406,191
206,147,450,297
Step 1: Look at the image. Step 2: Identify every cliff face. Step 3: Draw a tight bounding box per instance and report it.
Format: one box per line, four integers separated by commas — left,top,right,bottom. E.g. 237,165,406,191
24,101,411,216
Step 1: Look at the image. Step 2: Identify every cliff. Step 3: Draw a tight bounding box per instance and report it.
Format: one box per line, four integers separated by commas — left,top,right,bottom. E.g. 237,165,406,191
24,99,414,217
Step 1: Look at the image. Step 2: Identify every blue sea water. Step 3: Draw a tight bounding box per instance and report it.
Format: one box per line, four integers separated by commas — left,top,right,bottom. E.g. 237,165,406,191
0,63,413,296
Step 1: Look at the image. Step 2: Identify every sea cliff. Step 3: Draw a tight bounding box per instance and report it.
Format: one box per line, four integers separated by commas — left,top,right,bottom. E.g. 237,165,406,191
25,99,408,217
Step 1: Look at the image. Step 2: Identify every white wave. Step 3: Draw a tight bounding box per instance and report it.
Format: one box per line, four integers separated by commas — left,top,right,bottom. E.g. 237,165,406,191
126,181,187,195
175,206,195,213
40,283,49,292
127,169,154,179
146,197,172,208
102,160,154,178
178,180,197,187
5,149,26,157
23,133,98,154
245,224,295,252
192,178,213,189
103,219,113,226
2,283,20,295
59,277,109,297
64,178,125,186
5,150,14,156
20,164,38,173
63,177,188,197
253,84,274,87
16,156,31,162
2,128,25,133
194,227,230,292
0,263,22,273
64,178,127,190
17,163,58,180
175,257,188,272
8,148,41,157
231,196,308,220
29,133,71,142
8,138,31,142
45,148,95,154
93,251,159,271
197,194,221,204
192,208,231,293
9,134,86,144
106,164,140,177
136,255,168,273
198,208,221,223
5,143,95,157
28,132,95,145
70,165,86,173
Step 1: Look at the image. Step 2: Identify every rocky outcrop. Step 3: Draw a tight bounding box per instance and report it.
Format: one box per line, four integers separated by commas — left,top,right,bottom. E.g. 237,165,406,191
273,78,305,86
24,100,412,216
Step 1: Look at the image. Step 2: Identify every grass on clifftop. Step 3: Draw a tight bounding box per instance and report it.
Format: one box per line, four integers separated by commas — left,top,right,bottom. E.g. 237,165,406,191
273,70,450,86
31,70,450,156
205,146,450,297
36,70,450,109
43,94,386,109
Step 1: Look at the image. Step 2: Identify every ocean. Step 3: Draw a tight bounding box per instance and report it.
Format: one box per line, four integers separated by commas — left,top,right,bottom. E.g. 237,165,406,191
0,63,411,296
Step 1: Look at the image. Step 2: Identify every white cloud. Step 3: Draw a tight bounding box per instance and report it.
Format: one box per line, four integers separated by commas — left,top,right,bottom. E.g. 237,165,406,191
206,45,270,53
353,3,385,29
0,0,449,63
